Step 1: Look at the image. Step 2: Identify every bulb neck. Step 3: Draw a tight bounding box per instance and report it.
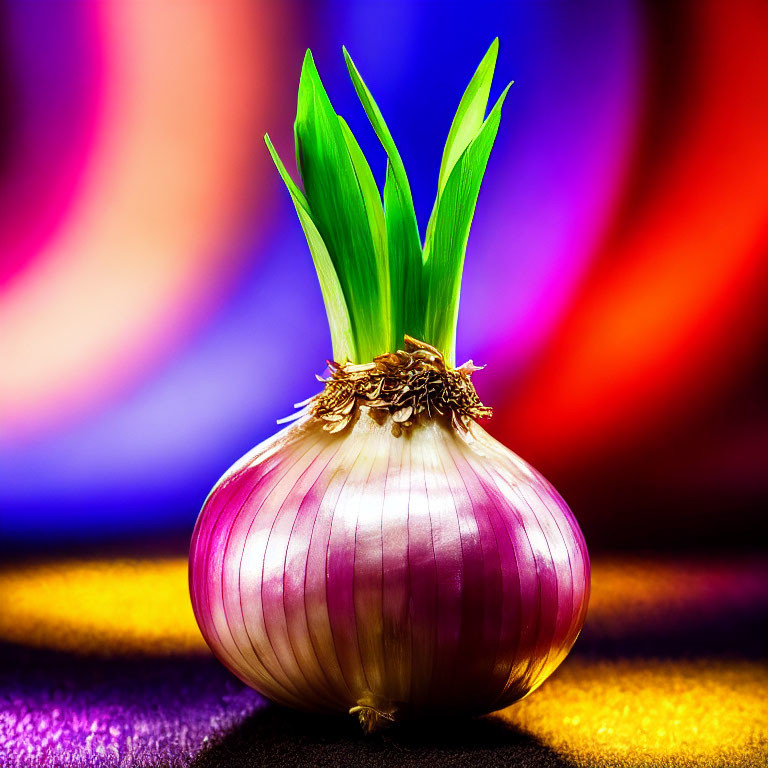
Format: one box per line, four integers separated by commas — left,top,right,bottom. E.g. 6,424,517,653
308,335,491,436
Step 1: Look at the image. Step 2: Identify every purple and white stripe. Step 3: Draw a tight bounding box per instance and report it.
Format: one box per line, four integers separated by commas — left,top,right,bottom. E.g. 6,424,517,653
189,413,589,721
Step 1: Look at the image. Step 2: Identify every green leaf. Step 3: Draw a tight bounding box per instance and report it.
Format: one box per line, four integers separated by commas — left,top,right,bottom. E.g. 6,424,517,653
337,115,390,333
384,161,424,341
342,46,423,346
295,50,388,361
425,39,504,246
265,133,356,362
438,38,499,196
423,83,512,364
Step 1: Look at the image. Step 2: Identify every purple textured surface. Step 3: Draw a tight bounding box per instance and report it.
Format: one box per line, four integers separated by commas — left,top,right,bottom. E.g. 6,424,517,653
0,648,266,768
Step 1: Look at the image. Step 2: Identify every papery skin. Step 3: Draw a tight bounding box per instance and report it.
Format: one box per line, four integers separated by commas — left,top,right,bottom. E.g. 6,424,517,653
189,412,589,721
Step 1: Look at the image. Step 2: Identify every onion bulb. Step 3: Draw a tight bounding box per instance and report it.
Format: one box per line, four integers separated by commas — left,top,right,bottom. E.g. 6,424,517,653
189,40,589,731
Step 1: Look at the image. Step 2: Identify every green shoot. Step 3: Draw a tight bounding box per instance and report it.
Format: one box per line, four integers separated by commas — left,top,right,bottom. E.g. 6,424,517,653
265,42,510,365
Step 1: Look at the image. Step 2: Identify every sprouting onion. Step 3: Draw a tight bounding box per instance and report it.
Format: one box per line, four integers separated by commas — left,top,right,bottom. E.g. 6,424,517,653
189,40,589,732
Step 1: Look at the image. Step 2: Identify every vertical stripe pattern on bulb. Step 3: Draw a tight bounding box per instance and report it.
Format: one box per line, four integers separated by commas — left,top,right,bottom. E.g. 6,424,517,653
189,412,590,727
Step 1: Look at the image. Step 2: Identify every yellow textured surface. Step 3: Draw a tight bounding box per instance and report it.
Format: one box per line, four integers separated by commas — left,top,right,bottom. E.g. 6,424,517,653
0,558,207,655
496,659,768,768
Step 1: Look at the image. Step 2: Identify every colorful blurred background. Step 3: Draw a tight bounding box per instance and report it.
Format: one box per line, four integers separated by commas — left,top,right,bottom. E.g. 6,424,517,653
1,1,767,766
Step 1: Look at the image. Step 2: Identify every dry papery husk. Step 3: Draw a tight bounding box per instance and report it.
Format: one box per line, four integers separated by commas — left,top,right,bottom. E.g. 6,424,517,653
308,336,492,436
